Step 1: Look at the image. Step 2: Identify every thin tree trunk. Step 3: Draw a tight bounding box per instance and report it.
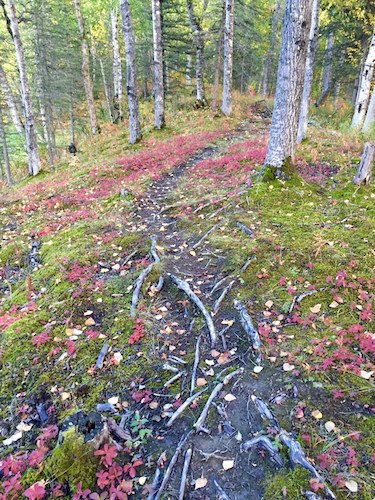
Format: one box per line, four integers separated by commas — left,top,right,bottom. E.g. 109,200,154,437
74,0,99,135
0,107,13,184
187,0,207,107
351,27,375,130
6,0,40,176
261,0,312,179
297,0,319,143
321,32,334,94
99,58,113,122
186,51,193,86
221,0,235,116
262,0,282,97
111,6,123,122
352,36,368,107
0,64,24,136
70,90,75,146
353,142,374,185
120,0,142,143
362,86,375,133
333,49,345,109
211,0,225,111
151,0,165,128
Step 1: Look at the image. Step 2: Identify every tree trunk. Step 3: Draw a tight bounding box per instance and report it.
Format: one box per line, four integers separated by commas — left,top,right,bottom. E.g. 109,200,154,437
111,6,123,122
74,0,99,135
99,58,113,122
297,0,319,143
120,0,142,143
186,52,193,86
211,0,225,111
362,86,375,133
70,90,75,147
0,64,24,136
262,0,282,97
0,107,13,184
6,0,40,176
187,0,207,107
351,27,375,130
352,36,368,107
353,142,374,185
261,0,312,179
221,0,235,116
151,0,165,128
321,32,334,93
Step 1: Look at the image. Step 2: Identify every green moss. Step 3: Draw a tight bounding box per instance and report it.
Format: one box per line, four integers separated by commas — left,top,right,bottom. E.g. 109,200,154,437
44,428,99,490
263,467,311,499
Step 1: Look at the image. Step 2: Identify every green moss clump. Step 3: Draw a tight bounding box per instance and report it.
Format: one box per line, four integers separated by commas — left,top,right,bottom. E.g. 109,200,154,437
44,428,99,490
264,467,311,499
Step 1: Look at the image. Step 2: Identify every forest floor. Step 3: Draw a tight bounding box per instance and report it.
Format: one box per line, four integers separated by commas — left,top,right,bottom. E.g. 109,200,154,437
0,102,374,500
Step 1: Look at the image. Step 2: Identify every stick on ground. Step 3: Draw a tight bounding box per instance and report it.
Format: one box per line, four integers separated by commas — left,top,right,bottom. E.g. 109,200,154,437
178,448,193,500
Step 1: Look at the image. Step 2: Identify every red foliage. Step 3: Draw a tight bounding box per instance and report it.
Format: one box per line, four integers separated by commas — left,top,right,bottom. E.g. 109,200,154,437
95,444,118,467
128,319,145,345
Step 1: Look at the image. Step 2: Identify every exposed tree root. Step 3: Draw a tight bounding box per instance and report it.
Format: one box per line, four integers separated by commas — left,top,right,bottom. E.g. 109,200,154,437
166,388,207,427
234,299,261,352
289,289,317,313
192,224,219,249
242,436,283,466
251,395,280,431
95,343,109,370
164,371,184,388
213,279,235,315
214,479,231,500
178,448,193,500
237,221,254,238
190,335,201,395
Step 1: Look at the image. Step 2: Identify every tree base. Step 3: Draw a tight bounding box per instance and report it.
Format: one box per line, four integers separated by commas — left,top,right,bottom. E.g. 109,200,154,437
260,157,296,181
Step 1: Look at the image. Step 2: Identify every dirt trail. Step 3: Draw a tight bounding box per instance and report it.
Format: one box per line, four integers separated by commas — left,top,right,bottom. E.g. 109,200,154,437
127,123,323,499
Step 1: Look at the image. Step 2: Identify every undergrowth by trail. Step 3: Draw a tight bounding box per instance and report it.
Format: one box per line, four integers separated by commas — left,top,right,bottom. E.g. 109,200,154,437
0,103,374,499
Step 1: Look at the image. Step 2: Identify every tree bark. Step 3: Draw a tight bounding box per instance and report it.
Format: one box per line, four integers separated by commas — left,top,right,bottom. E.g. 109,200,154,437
261,0,312,179
99,57,113,122
297,0,319,143
74,0,99,135
321,32,334,93
70,90,75,147
120,0,142,143
211,0,225,110
151,0,165,128
262,0,282,97
362,86,375,133
353,142,374,185
6,0,40,176
111,6,123,122
0,106,13,184
186,51,193,86
351,27,375,130
221,0,235,116
187,0,207,107
0,64,24,136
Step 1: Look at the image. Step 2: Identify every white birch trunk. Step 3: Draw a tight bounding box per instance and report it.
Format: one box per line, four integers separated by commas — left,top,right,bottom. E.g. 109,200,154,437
262,0,312,178
187,0,207,106
351,27,375,130
262,0,282,97
186,52,193,86
297,0,319,143
111,6,123,121
221,0,235,116
6,0,40,176
0,64,24,136
211,1,225,111
74,0,99,135
0,107,13,184
362,86,375,133
151,0,165,128
120,0,142,143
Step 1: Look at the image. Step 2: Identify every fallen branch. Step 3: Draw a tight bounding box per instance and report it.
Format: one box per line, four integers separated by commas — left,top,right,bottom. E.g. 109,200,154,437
289,289,317,314
162,363,180,373
170,274,217,346
131,235,160,318
153,276,164,292
178,448,193,500
166,388,206,427
209,201,234,219
192,224,219,249
237,222,254,238
214,479,231,500
218,325,231,350
164,371,184,388
241,256,255,273
242,436,283,466
251,395,280,431
95,343,109,370
280,432,336,499
122,249,138,267
210,276,228,296
153,432,192,500
160,201,186,214
194,368,244,433
147,452,165,500
213,280,235,315
190,335,201,395
234,299,261,350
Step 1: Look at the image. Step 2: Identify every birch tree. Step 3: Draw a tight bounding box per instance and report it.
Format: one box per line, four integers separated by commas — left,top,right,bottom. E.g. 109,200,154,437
261,0,312,179
297,0,319,143
6,0,40,176
152,0,165,128
187,0,207,107
0,64,24,136
262,0,282,97
120,0,142,143
362,86,375,133
74,0,99,135
221,0,235,116
351,27,375,130
316,31,334,103
111,5,123,122
0,106,13,184
211,0,225,111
